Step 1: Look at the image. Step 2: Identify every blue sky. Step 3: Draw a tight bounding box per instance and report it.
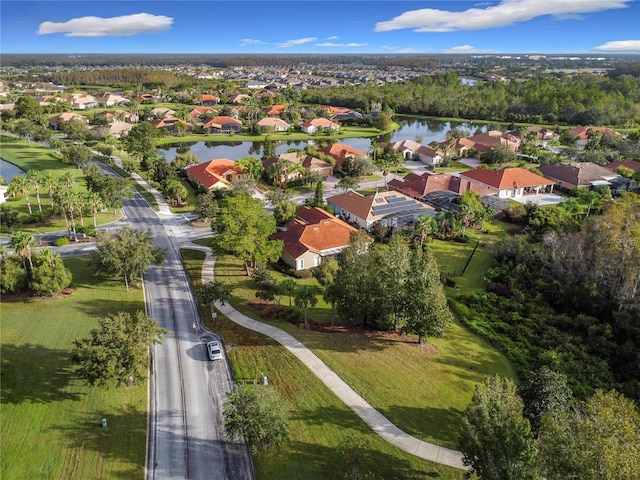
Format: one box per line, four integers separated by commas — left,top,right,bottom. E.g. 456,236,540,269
1,0,639,55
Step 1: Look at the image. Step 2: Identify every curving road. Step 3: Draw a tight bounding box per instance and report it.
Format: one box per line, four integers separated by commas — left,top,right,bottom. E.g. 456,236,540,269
117,194,253,480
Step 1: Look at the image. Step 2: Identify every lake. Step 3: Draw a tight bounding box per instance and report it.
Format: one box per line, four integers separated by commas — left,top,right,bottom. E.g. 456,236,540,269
158,117,490,163
0,158,26,182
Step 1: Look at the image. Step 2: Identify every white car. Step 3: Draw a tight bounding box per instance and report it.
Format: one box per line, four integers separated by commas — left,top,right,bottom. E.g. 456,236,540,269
206,341,223,361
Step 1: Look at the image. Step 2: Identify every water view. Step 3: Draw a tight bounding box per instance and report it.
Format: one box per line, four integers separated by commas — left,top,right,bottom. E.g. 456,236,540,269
158,117,490,164
0,158,26,183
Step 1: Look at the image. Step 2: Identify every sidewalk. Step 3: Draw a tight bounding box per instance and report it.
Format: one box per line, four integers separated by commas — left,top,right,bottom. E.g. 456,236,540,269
198,249,466,471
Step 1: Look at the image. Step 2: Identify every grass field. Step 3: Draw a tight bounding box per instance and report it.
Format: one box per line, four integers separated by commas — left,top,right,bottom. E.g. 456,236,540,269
0,136,122,234
0,256,147,480
181,249,466,479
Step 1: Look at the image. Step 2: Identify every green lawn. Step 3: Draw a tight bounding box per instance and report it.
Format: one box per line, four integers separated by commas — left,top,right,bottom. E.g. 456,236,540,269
181,249,465,479
0,136,122,234
0,256,147,480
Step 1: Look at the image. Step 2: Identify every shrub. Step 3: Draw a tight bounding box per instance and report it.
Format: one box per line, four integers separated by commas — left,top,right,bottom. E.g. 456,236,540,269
262,305,303,323
54,237,69,247
293,269,313,279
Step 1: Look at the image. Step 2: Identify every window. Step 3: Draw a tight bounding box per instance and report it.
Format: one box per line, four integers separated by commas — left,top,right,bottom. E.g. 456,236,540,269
314,256,320,267
298,259,304,269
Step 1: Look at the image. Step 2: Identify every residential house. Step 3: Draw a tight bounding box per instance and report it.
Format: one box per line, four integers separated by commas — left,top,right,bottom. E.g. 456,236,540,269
327,190,435,230
256,117,290,133
539,162,621,190
70,94,99,110
202,116,243,134
264,104,287,117
96,93,129,108
0,185,8,205
188,106,218,125
49,112,89,128
388,172,493,200
185,158,244,192
151,107,176,119
392,140,444,166
270,207,361,271
301,118,340,135
524,126,559,147
459,167,555,199
92,120,133,138
228,93,251,104
150,117,194,133
604,160,640,174
263,152,334,183
95,109,138,123
193,94,220,105
133,93,160,103
318,143,367,170
568,126,620,147
246,80,268,89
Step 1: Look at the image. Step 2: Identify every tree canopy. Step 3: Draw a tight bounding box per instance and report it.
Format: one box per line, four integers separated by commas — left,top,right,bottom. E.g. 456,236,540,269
92,226,165,291
71,310,167,387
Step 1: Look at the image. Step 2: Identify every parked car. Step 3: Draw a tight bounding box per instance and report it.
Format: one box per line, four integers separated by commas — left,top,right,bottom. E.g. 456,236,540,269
206,341,223,361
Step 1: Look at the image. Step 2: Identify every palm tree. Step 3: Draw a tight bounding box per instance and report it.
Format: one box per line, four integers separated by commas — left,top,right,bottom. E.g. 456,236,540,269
85,191,103,228
9,176,32,214
42,174,59,207
9,231,36,272
27,171,43,214
585,190,601,217
236,156,264,182
415,214,437,248
73,193,87,227
60,171,75,190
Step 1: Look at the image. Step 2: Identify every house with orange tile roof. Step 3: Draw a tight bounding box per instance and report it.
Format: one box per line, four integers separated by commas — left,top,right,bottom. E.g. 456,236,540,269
327,190,435,230
318,143,367,170
188,106,218,125
95,109,138,123
568,126,621,147
263,104,287,117
270,207,361,271
133,93,160,103
301,118,340,134
96,93,129,108
459,167,555,199
70,94,99,110
203,116,243,134
149,117,194,133
194,94,220,105
228,93,251,104
184,159,244,192
256,117,290,133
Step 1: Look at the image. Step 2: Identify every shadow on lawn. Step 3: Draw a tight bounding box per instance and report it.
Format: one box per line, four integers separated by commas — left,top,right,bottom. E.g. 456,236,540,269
379,404,464,450
0,343,82,404
52,403,146,479
74,298,145,318
283,436,445,480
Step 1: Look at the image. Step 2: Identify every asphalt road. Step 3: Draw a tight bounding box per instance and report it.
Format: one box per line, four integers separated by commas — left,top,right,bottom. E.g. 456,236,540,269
116,194,254,480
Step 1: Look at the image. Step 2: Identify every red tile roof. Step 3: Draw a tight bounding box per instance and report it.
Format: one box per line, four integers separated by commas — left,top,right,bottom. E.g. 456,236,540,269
203,116,242,129
271,207,359,259
185,159,242,190
388,172,493,198
460,167,555,190
604,160,640,172
319,143,367,167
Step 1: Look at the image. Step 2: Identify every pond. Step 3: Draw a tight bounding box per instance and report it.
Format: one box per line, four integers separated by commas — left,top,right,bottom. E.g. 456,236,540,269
0,158,26,183
157,116,490,164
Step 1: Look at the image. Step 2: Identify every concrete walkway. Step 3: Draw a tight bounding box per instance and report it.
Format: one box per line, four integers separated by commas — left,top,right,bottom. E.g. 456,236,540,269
198,249,466,471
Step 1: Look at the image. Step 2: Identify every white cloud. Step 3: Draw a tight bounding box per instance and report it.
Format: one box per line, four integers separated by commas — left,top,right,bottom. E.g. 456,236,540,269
593,40,640,52
396,48,422,54
276,37,317,48
315,42,367,47
375,0,631,33
38,13,172,37
240,38,263,46
444,45,498,53
327,35,339,40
